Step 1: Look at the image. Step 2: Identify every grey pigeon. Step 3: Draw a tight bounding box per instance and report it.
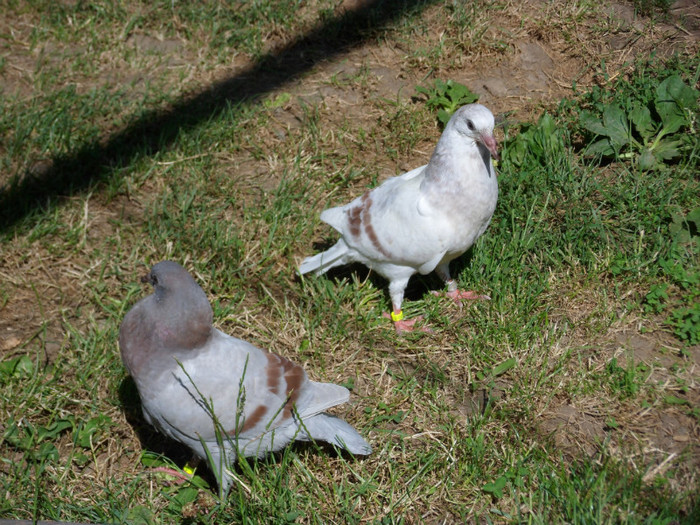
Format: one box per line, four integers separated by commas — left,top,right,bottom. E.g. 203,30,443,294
299,103,499,332
119,261,371,496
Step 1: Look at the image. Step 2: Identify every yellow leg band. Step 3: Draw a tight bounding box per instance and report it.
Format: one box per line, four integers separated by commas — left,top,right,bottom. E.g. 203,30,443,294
390,310,404,322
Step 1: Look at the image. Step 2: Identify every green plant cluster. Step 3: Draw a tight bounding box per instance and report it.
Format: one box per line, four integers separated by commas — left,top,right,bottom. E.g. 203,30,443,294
514,63,699,347
502,112,566,168
415,79,479,126
571,72,699,170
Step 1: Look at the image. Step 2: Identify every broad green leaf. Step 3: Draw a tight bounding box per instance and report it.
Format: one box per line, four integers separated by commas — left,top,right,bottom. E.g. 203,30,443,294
263,92,291,110
653,138,683,160
655,100,686,135
686,208,700,229
657,74,698,111
141,450,171,467
437,109,451,125
0,355,34,380
629,104,654,141
655,75,698,134
37,418,74,441
189,472,211,490
75,415,112,448
170,486,199,510
127,505,156,525
538,113,557,135
447,82,478,105
669,208,700,242
73,452,90,466
584,138,615,157
601,104,630,148
493,357,516,376
437,95,451,107
483,476,508,498
580,110,608,136
417,79,478,124
3,420,22,447
504,136,529,167
35,442,59,462
638,148,656,170
414,85,431,96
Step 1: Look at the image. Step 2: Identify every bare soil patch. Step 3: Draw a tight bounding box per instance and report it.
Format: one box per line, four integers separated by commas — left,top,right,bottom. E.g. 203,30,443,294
540,287,700,491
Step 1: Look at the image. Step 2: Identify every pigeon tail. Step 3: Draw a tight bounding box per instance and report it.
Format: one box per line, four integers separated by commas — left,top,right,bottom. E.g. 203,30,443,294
299,413,372,455
298,241,350,276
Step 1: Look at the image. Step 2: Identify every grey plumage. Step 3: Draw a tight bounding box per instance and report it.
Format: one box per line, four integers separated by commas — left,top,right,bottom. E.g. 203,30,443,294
119,261,371,496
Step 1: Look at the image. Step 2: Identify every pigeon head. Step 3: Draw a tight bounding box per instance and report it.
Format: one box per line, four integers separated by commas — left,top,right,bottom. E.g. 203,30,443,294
450,104,499,161
144,261,202,298
137,261,213,351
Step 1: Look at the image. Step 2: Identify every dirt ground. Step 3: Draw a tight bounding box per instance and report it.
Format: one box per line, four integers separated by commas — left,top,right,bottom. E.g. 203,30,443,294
1,0,699,501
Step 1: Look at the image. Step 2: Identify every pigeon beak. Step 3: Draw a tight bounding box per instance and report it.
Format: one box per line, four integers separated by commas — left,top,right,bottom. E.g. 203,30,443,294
480,133,500,161
141,271,157,286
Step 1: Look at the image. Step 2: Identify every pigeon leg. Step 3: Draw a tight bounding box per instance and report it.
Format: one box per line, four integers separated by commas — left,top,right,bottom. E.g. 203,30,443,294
433,263,490,304
382,277,431,333
382,310,425,333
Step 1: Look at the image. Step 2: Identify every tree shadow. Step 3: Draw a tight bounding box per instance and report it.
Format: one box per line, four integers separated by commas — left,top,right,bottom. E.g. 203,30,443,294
447,247,476,284
0,0,437,232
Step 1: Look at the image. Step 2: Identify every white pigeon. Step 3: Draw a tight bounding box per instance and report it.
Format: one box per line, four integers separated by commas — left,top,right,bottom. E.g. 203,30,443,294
299,103,499,333
119,261,371,496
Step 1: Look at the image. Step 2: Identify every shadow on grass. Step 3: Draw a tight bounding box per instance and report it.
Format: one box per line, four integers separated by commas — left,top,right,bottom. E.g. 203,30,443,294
0,0,438,232
314,245,480,304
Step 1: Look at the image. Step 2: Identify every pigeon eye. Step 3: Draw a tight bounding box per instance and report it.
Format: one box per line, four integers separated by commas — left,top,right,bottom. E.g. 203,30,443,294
150,274,159,286
466,120,475,131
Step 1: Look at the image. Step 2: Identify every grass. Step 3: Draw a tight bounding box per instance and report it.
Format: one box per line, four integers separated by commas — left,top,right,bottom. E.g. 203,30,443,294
1,0,699,523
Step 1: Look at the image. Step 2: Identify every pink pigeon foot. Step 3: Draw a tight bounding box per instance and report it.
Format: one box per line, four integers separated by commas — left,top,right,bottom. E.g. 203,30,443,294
432,289,491,304
382,312,433,333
